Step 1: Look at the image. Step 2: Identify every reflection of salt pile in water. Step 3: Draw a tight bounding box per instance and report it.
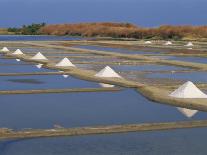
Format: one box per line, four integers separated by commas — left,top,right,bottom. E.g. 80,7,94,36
16,59,21,62
31,52,48,60
55,57,75,67
0,47,9,52
185,42,194,47
95,66,122,87
169,81,207,98
144,41,152,44
164,41,172,45
12,49,23,55
36,64,43,69
59,71,69,78
177,107,198,118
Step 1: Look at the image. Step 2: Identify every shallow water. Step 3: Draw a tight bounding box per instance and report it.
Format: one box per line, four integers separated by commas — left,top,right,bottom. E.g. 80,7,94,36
75,45,160,55
78,64,187,72
169,56,207,64
0,89,206,130
147,71,207,83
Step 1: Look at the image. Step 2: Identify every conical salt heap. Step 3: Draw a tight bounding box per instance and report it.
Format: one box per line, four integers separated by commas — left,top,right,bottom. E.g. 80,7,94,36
164,41,172,45
12,49,23,55
31,52,48,60
169,81,207,98
177,107,198,118
95,66,121,88
1,47,9,52
145,41,152,44
95,66,121,78
185,42,194,47
55,57,75,67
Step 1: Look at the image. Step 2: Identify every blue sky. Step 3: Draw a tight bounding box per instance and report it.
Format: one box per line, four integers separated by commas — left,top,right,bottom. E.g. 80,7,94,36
0,0,206,27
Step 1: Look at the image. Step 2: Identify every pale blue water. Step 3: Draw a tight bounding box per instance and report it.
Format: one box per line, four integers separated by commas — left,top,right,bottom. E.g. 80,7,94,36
75,45,159,55
147,72,207,83
78,64,187,73
1,128,207,155
169,56,207,64
112,64,186,72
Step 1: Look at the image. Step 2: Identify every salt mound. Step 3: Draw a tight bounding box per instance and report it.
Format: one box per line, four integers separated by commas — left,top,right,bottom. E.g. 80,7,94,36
12,49,23,55
177,108,198,118
169,81,207,98
185,42,194,47
145,41,152,44
1,47,9,52
95,66,121,78
31,52,48,60
164,41,172,45
55,57,75,67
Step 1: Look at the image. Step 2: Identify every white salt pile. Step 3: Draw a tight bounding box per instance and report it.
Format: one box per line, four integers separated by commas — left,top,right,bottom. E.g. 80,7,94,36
185,42,194,47
31,52,48,60
95,66,121,78
164,41,172,45
0,47,9,52
144,41,152,44
169,81,207,98
12,49,23,55
55,57,75,67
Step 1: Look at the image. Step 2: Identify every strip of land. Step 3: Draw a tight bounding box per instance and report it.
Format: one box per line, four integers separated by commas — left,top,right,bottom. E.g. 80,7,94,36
1,120,207,140
0,87,121,95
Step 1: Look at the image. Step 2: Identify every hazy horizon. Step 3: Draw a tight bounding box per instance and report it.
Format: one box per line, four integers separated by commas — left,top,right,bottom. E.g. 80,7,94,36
0,0,207,27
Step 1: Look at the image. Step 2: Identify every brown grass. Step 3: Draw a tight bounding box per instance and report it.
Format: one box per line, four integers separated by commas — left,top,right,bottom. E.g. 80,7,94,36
39,23,207,40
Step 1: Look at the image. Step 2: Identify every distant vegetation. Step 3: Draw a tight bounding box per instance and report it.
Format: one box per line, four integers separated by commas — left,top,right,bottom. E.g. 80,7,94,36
40,23,207,40
7,23,46,35
0,28,15,35
3,22,207,40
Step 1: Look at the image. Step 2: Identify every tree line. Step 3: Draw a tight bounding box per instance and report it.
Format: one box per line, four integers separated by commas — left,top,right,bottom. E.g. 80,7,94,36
7,22,207,40
8,23,46,35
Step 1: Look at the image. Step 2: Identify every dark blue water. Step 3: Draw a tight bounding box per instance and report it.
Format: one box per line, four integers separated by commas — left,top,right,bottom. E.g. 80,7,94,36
0,62,53,73
0,89,206,130
75,45,159,55
147,72,207,83
0,35,83,41
0,75,99,91
0,127,207,155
